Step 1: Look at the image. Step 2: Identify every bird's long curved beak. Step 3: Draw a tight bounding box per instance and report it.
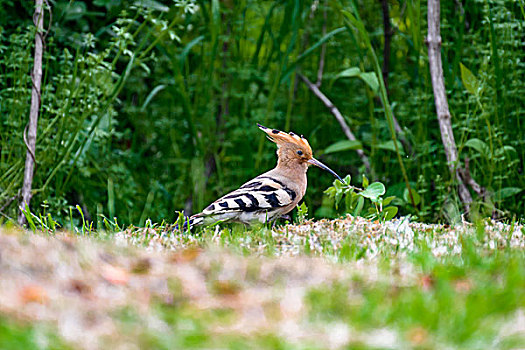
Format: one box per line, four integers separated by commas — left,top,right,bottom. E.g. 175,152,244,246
307,158,346,185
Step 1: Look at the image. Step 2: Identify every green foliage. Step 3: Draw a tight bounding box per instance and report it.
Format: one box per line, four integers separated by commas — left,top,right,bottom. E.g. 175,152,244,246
323,140,363,154
324,175,399,221
333,66,379,93
460,62,480,97
0,3,171,225
0,0,523,228
296,202,308,224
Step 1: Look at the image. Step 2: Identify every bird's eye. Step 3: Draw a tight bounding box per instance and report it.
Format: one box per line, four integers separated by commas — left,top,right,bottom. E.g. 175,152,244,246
297,150,303,156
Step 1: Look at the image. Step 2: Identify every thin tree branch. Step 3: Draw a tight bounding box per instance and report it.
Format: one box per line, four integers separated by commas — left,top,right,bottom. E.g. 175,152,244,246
426,0,473,210
23,124,37,163
298,73,372,174
19,0,45,226
0,194,19,220
459,157,485,197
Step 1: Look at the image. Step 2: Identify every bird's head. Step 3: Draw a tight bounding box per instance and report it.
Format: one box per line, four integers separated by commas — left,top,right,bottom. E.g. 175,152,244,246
257,123,345,183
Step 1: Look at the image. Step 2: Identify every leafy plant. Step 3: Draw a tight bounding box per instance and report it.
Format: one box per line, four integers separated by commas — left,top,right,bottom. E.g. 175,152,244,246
324,175,399,221
296,202,309,224
1,0,523,228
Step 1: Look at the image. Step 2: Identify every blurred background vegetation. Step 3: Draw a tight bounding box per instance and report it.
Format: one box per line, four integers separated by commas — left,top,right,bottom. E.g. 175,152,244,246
0,0,523,227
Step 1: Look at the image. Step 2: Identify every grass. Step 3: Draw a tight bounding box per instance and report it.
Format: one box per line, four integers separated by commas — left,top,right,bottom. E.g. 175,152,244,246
0,216,524,349
0,318,70,350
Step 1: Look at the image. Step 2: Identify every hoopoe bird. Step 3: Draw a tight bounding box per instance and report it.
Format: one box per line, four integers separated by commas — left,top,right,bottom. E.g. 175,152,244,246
178,123,344,230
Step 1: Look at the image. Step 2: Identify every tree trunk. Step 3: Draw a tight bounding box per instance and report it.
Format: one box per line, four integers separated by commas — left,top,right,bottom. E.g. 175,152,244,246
427,0,472,209
18,0,45,225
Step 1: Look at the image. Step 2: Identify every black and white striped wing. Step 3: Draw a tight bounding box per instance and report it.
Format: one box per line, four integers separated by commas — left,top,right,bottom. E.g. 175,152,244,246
201,176,297,216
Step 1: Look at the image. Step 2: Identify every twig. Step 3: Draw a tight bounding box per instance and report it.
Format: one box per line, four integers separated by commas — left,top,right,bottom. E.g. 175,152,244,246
23,124,37,163
0,210,13,220
19,0,46,226
426,0,473,211
0,194,19,219
459,157,485,198
298,73,372,174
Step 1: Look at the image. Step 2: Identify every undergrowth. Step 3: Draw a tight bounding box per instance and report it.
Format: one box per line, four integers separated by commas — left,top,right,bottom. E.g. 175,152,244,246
1,0,523,226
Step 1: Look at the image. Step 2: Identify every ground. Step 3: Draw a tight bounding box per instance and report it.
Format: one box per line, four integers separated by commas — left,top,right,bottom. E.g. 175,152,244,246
0,216,524,349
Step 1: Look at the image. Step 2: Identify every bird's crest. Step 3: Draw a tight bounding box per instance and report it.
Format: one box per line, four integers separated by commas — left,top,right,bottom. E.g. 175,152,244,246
257,123,312,153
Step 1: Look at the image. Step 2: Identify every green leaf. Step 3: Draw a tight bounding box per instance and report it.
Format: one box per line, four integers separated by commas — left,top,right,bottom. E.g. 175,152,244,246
464,138,490,157
407,0,421,54
180,35,205,70
324,187,336,197
377,140,405,155
335,191,343,209
324,140,362,154
360,182,386,200
382,196,396,206
345,191,356,211
358,72,379,93
494,145,517,157
353,196,364,216
362,174,369,188
382,206,398,221
297,202,308,223
492,187,522,201
404,188,421,206
460,62,479,96
22,204,37,231
341,10,367,39
333,67,379,93
335,67,360,79
341,10,357,25
141,85,166,111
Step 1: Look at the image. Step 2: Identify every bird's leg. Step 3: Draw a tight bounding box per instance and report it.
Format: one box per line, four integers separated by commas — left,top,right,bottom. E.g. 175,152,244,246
279,214,292,222
271,214,292,229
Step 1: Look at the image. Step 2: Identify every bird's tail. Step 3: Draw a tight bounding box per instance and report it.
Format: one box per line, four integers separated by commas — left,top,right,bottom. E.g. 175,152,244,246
173,215,204,232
